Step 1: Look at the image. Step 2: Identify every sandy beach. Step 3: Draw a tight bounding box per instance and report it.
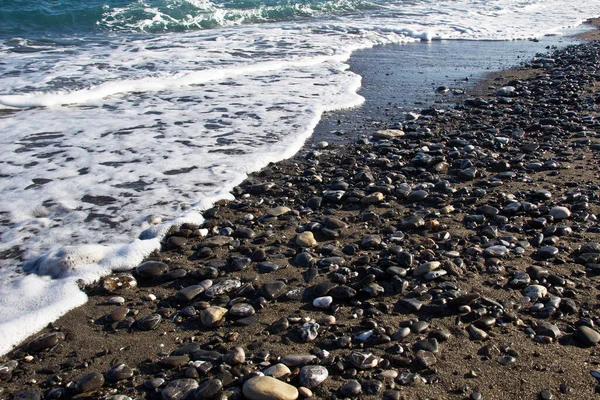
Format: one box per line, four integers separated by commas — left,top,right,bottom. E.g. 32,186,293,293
3,20,600,400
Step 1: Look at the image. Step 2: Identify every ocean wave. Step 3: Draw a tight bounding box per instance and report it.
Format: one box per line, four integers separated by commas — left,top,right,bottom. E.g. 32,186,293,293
100,0,379,33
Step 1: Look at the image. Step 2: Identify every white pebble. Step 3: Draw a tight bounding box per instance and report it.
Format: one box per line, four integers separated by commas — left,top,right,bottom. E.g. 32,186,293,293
312,296,333,309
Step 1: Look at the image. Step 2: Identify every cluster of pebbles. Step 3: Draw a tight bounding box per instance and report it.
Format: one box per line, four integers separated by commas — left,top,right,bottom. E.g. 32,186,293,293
4,41,600,400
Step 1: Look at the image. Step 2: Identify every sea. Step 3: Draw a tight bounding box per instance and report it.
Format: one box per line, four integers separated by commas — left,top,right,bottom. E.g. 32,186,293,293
0,0,598,356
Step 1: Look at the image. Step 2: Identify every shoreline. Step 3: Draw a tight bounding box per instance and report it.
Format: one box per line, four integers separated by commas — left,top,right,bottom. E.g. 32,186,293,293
3,24,600,400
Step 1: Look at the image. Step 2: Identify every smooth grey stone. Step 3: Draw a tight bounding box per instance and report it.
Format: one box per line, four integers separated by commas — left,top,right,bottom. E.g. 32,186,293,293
339,380,362,397
330,285,356,299
269,317,289,333
414,350,436,369
581,242,600,254
538,246,559,259
176,285,205,301
537,322,561,340
280,354,317,367
362,379,383,395
414,338,438,353
467,325,488,341
313,281,338,297
347,352,378,369
137,313,162,331
76,371,105,393
162,379,199,400
298,365,328,388
575,325,600,346
233,227,255,239
229,303,255,317
484,245,509,257
360,235,382,249
172,343,202,356
257,261,280,273
510,271,531,288
27,331,65,352
12,390,42,400
193,379,222,399
295,252,314,267
396,298,422,312
323,216,347,229
106,363,134,381
410,321,429,334
136,261,169,278
261,281,287,299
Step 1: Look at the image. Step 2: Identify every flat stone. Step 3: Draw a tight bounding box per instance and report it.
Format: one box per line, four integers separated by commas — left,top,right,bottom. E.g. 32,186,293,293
575,325,600,346
537,322,561,340
396,298,422,312
162,379,199,400
193,379,223,399
280,354,317,367
136,261,169,278
263,363,292,379
75,371,105,393
265,206,291,217
106,363,134,381
467,325,488,341
202,236,234,247
484,245,509,257
242,376,299,400
137,313,162,331
298,365,328,388
549,206,571,220
27,332,65,352
229,303,255,317
176,285,205,301
413,261,440,276
261,281,287,299
538,246,559,259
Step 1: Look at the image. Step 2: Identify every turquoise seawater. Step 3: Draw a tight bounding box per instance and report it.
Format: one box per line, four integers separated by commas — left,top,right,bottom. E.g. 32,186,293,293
1,0,382,35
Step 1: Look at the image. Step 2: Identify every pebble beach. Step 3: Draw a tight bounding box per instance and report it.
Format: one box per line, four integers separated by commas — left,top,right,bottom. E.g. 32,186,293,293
4,21,600,400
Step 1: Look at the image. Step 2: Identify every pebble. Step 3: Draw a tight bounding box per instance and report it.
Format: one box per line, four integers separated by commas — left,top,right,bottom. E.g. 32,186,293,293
27,332,65,352
261,281,287,299
75,371,105,393
524,285,547,300
312,296,333,309
575,325,600,346
296,231,317,248
137,313,162,330
201,306,228,327
242,376,299,400
264,363,292,379
136,261,169,278
298,365,329,388
193,379,223,399
339,380,362,397
105,363,134,381
162,379,199,400
549,206,571,220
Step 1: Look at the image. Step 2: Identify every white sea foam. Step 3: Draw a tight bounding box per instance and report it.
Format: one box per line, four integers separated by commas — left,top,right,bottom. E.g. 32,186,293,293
0,0,598,355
